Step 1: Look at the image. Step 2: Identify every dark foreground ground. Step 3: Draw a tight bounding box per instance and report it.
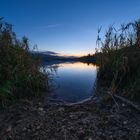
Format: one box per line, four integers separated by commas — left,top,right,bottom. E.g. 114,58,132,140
0,92,140,140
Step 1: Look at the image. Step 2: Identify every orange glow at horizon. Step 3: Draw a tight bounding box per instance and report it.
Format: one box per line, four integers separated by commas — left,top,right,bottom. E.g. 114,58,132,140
57,62,97,70
58,52,95,57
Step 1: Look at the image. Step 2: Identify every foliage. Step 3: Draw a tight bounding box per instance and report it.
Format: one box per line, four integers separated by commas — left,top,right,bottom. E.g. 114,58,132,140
0,18,48,106
96,19,140,100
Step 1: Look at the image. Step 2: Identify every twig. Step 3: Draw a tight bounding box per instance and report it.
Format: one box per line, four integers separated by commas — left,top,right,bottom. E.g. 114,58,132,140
107,92,120,110
114,95,140,112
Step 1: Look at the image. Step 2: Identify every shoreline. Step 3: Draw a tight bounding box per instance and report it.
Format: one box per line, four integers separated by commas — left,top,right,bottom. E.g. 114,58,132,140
47,96,95,106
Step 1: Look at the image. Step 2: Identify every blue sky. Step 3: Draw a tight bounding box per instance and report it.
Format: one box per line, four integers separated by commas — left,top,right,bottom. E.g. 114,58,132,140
0,0,140,56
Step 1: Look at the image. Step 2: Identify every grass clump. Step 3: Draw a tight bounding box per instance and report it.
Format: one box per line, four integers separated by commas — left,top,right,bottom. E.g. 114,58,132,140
95,19,140,101
0,18,48,106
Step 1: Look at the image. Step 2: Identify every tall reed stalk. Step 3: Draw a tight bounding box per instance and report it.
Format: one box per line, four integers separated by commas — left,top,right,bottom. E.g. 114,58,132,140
0,18,48,106
96,19,140,100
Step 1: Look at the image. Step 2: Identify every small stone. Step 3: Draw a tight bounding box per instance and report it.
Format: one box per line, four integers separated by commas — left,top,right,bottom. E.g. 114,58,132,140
38,107,44,111
6,125,12,132
78,128,85,139
36,125,41,130
88,137,93,140
23,127,27,131
123,121,127,125
136,129,140,133
58,107,65,112
27,128,31,132
69,114,78,120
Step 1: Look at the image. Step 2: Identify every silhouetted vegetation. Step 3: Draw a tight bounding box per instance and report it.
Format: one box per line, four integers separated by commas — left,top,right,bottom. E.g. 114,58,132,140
96,19,140,101
78,54,96,64
0,18,48,106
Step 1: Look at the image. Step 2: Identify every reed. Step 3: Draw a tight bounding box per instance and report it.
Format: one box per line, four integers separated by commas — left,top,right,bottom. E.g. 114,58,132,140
0,18,48,106
96,19,140,100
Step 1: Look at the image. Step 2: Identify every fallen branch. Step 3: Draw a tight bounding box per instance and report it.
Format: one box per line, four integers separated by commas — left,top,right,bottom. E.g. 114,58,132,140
107,92,120,110
114,95,140,112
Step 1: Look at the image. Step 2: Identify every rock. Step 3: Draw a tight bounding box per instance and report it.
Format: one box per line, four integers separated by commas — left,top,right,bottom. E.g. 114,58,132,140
123,121,127,125
136,129,140,133
69,114,78,120
81,117,91,125
0,94,140,140
36,125,41,130
38,107,44,111
27,128,31,133
77,128,85,139
58,107,65,112
88,137,93,140
22,127,27,131
38,107,46,116
6,125,12,132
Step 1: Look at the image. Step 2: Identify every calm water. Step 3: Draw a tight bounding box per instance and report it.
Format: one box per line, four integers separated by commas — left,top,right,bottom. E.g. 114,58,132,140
46,62,97,104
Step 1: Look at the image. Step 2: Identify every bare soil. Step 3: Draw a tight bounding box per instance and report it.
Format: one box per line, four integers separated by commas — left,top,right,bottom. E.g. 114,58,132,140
0,94,140,140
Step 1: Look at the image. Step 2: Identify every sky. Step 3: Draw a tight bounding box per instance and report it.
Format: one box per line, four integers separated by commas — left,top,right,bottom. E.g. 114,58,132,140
0,0,140,56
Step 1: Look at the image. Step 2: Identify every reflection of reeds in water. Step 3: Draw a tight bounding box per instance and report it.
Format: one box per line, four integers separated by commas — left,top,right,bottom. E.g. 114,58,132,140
96,19,140,100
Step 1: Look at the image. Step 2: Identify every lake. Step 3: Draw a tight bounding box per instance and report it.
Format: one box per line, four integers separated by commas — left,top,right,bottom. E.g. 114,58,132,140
45,62,97,104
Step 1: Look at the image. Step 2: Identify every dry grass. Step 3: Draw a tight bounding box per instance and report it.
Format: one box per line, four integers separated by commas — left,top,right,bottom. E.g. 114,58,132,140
0,18,48,106
96,19,140,101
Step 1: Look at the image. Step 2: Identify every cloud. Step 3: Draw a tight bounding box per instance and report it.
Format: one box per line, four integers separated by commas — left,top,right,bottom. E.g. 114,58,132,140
32,51,60,56
42,51,59,55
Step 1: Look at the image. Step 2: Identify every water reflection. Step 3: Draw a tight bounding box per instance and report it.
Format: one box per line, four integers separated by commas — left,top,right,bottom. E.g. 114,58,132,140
46,62,97,104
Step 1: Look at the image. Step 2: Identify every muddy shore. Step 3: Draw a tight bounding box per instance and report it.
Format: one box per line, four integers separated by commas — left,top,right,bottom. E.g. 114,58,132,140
0,92,140,140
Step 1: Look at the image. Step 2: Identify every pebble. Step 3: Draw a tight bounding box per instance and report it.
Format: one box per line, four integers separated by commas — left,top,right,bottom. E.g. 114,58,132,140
6,125,12,132
69,114,78,120
0,97,140,140
58,107,65,112
38,107,44,111
123,121,128,125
